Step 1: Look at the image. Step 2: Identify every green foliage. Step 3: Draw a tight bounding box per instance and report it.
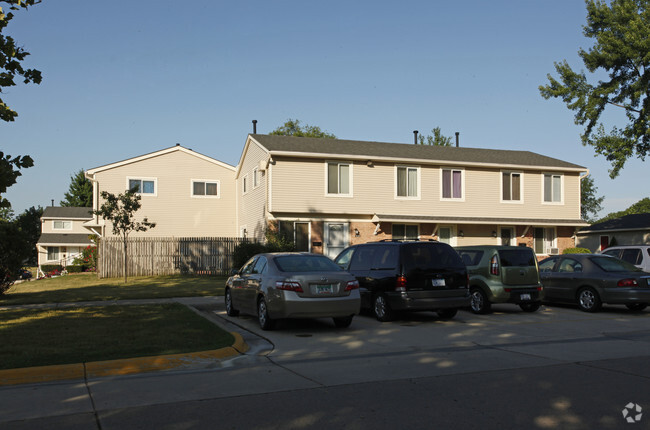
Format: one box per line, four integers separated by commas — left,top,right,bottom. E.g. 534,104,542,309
264,228,295,252
232,241,267,269
94,188,156,282
580,176,604,222
0,0,43,122
539,0,650,178
270,119,336,138
61,169,93,207
563,247,592,254
0,151,33,208
597,197,650,222
0,219,25,293
71,245,97,270
39,264,63,273
418,127,453,146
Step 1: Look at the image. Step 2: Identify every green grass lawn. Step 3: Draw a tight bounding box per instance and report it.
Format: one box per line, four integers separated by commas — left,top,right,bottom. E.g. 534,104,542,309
0,304,235,370
1,274,228,305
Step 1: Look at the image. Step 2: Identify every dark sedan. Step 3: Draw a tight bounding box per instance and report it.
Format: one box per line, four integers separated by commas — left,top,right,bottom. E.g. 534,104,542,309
539,254,650,312
225,253,361,330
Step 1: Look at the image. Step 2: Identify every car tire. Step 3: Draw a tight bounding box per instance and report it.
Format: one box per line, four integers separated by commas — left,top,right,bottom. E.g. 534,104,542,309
519,302,541,312
577,287,602,312
257,297,275,330
625,303,648,312
333,316,354,328
373,294,393,322
470,288,491,314
437,308,458,319
225,288,239,317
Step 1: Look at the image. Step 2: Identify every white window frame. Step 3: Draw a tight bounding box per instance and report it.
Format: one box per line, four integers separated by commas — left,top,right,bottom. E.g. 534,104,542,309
126,177,157,197
242,174,248,195
253,168,260,189
47,246,60,261
191,179,220,198
52,220,72,230
325,161,353,197
440,167,465,201
500,171,523,204
542,172,563,204
395,165,420,199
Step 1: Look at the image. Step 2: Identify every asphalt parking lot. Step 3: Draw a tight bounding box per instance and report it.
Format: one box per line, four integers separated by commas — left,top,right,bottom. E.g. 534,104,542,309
2,301,649,429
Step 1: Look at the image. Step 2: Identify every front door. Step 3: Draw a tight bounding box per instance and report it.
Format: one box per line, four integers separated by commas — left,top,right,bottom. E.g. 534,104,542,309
325,222,348,259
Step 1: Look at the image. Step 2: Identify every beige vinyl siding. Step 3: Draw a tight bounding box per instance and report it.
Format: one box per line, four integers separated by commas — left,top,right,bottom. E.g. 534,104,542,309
238,141,269,240
95,151,236,237
41,219,90,234
270,157,582,221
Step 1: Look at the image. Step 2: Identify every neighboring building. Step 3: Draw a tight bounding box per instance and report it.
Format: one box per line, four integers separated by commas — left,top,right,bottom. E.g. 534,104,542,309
576,213,650,252
84,144,238,238
36,207,94,271
237,134,590,258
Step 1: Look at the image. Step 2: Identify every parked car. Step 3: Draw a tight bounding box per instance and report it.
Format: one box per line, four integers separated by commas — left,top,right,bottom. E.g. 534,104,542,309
539,254,650,312
225,253,360,330
455,245,543,313
334,241,469,322
599,245,650,272
17,269,32,280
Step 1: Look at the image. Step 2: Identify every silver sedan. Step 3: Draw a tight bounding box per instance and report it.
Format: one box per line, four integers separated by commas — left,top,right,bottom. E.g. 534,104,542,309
225,253,361,330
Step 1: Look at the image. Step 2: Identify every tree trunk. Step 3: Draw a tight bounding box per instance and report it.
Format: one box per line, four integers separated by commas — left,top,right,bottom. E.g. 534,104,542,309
123,235,128,283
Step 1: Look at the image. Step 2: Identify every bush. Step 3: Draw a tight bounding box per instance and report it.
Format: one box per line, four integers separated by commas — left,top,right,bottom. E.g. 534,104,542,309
66,265,88,273
40,264,63,273
563,247,591,254
232,241,267,270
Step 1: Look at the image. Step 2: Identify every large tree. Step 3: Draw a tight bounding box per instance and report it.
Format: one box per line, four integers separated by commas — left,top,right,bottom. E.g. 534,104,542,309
14,205,43,265
270,119,336,138
539,0,650,178
418,127,453,146
94,188,156,283
1,0,42,122
61,169,93,207
597,196,650,222
580,176,605,222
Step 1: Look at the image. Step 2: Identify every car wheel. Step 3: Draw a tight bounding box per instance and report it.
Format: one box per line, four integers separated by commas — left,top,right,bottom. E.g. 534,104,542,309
257,297,275,330
437,308,458,319
625,303,648,312
333,315,353,328
470,288,491,314
373,294,393,322
519,302,541,312
577,287,602,312
225,288,239,317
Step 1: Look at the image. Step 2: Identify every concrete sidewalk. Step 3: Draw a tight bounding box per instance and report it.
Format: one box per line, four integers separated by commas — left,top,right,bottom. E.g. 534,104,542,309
0,296,265,386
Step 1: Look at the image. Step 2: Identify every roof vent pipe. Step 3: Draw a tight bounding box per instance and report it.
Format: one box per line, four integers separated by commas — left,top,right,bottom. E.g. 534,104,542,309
252,120,257,134
455,132,459,147
413,130,418,145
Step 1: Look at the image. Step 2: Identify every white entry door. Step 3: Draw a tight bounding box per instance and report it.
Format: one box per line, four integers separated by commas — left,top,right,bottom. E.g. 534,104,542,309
325,223,348,259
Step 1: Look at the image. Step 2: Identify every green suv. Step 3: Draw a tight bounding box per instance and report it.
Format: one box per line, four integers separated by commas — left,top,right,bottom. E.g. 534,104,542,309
455,245,543,313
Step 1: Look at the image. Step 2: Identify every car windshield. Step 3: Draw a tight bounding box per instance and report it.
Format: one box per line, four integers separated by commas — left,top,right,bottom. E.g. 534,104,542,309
590,256,641,272
499,249,535,267
274,255,343,273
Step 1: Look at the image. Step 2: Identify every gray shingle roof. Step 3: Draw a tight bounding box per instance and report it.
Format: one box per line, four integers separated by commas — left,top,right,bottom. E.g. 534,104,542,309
37,233,94,245
578,213,650,233
251,134,587,170
42,207,92,219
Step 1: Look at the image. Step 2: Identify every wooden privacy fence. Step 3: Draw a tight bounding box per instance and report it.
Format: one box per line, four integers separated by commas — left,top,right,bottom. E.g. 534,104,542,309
99,237,250,278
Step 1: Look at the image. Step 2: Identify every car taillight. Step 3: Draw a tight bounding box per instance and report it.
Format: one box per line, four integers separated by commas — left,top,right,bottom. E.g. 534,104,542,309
396,275,407,292
275,280,304,292
490,255,499,276
617,279,638,287
345,280,359,291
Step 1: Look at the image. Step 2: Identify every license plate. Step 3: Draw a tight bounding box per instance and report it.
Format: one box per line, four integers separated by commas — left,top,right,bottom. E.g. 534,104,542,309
316,285,333,294
431,279,446,287
520,293,531,301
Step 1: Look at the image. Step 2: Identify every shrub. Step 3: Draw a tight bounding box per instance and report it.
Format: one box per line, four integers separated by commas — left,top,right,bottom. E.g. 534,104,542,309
563,247,591,254
232,241,267,270
66,265,88,273
40,264,63,273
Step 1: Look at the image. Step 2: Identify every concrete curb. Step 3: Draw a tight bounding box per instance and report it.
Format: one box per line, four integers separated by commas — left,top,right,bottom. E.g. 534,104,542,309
0,332,249,386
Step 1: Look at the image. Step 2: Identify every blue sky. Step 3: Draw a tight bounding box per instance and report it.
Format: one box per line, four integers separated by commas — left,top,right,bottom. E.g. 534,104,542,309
2,0,646,217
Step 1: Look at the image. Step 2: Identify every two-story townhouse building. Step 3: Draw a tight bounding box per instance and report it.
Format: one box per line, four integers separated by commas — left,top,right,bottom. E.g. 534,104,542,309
84,144,238,238
36,206,94,271
237,134,590,258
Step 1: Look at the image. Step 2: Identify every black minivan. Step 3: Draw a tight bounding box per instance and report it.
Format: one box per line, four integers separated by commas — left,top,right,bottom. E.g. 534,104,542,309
334,241,470,321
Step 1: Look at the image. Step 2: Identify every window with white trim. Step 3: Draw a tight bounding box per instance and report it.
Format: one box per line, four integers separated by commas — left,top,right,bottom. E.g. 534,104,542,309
393,224,419,240
327,162,351,195
242,174,248,195
534,227,556,255
396,166,419,198
128,178,156,195
441,168,463,200
192,180,219,197
502,171,522,202
253,168,260,188
543,173,562,203
47,246,60,261
53,220,72,230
